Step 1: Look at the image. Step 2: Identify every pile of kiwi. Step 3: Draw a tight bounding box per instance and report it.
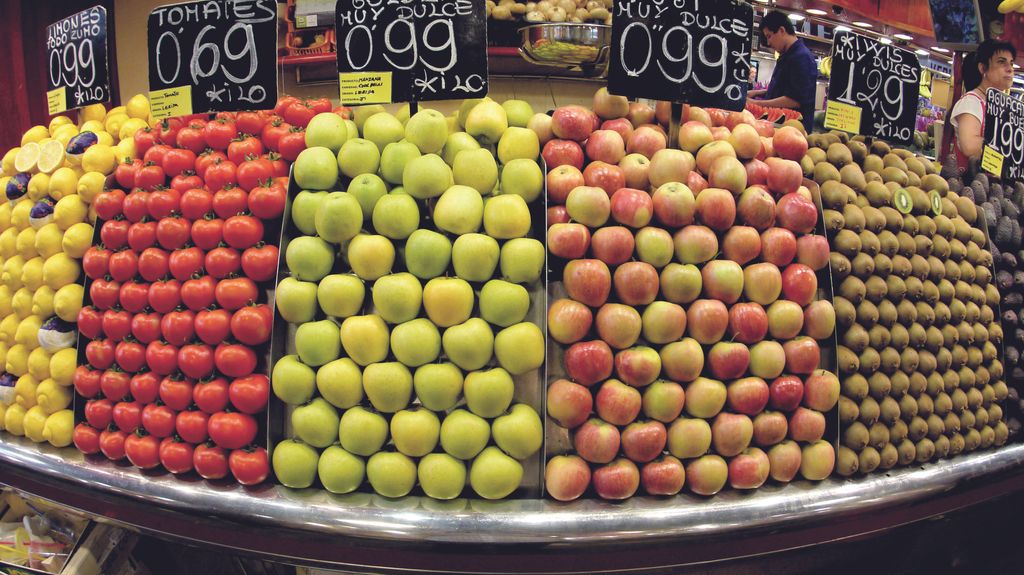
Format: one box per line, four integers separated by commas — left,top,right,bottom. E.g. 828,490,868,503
803,131,1012,476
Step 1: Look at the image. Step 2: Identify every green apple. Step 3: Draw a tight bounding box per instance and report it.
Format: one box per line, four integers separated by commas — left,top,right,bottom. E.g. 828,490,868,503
362,362,413,413
379,140,422,185
442,132,482,166
286,236,335,282
494,322,544,375
294,319,342,364
403,154,453,199
313,358,363,409
418,453,466,500
453,148,498,195
491,403,542,459
422,277,474,327
497,127,540,164
465,100,508,145
271,355,316,405
463,368,514,418
277,277,319,324
294,147,339,190
339,406,389,456
440,409,491,460
391,407,441,457
292,397,341,448
291,191,329,236
414,363,463,411
337,138,381,178
469,446,522,499
405,109,449,154
457,98,485,129
353,104,387,131
391,318,440,367
451,233,499,282
395,103,411,125
499,159,543,203
366,451,417,498
272,439,319,488
318,445,365,494
502,100,534,128
314,192,363,244
372,193,419,240
434,185,484,235
483,194,531,239
372,273,422,324
305,113,348,152
346,173,388,219
499,238,544,284
442,318,494,371
404,229,452,279
340,314,390,366
479,280,530,327
363,112,405,150
346,234,394,281
344,119,359,141
317,274,365,318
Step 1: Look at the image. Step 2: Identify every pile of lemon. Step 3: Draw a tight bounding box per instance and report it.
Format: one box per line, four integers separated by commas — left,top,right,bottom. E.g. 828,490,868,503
0,94,151,448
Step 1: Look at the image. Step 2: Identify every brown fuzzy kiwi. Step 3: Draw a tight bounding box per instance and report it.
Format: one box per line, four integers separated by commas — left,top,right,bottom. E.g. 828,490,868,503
970,285,986,307
899,396,919,422
869,325,892,349
900,348,920,374
922,280,939,304
877,300,897,327
905,157,926,177
878,348,900,376
897,300,918,326
861,206,885,233
980,304,994,325
973,323,989,345
941,198,958,218
942,326,960,351
879,397,902,427
902,214,920,235
865,171,883,184
828,142,853,166
932,235,951,258
853,194,870,209
965,241,982,265
953,219,973,244
840,163,867,191
927,257,945,282
908,323,927,348
842,372,869,400
959,260,976,283
985,284,1000,306
851,252,876,279
843,204,866,233
919,351,937,376
936,348,953,373
988,323,1003,345
914,235,933,257
879,207,904,232
864,276,888,303
887,275,908,301
954,198,977,224
824,209,845,233
949,238,967,261
891,255,912,278
873,254,893,277
975,266,992,288
830,252,852,280
896,232,917,258
864,153,885,173
801,155,815,176
860,397,881,426
891,323,910,350
870,140,891,156
921,174,949,195
964,301,981,323
933,214,954,237
843,323,870,352
868,371,893,399
882,166,910,186
916,215,937,237
833,229,862,258
915,302,936,327
925,326,944,352
839,276,867,304
934,301,951,326
877,230,899,256
820,180,850,211
957,322,975,346
864,181,892,208
859,348,881,375
910,255,930,280
907,171,922,189
839,396,860,426
856,299,879,327
949,300,967,325
967,347,983,370
944,260,961,282
849,140,868,164
807,148,827,164
837,345,860,375
970,227,986,248
834,296,856,329
858,230,880,256
909,187,930,214
813,161,841,185
888,371,910,398
883,153,908,171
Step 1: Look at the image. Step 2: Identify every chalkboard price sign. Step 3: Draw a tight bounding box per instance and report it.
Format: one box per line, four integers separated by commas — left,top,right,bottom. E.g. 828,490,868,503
824,31,921,145
336,0,488,105
46,6,111,114
983,88,1024,180
147,0,279,120
608,0,753,110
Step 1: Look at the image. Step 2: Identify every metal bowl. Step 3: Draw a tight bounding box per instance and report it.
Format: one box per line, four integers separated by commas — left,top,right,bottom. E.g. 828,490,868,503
519,23,611,73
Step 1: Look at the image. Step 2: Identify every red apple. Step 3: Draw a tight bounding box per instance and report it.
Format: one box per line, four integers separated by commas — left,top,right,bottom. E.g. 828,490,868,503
760,227,798,267
583,161,627,196
547,205,570,226
547,223,591,259
767,300,805,340
781,263,818,306
547,164,586,204
701,260,744,304
722,226,762,265
641,455,686,496
652,182,696,228
545,455,591,501
642,380,686,423
586,129,626,165
685,455,728,496
803,370,840,412
686,299,729,344
744,159,770,186
621,420,668,463
635,226,674,267
564,340,614,387
610,187,654,228
614,346,662,388
752,410,789,447
728,302,769,344
626,126,667,159
711,126,731,141
768,440,803,482
547,379,593,429
737,186,777,230
776,193,819,235
788,407,826,442
602,118,635,143
590,226,635,266
548,298,594,345
619,153,651,190
707,341,751,380
613,261,659,306
552,105,596,142
593,87,629,120
592,458,640,500
783,337,820,374
542,139,585,169
803,300,836,339
765,157,803,196
773,126,809,161
595,303,642,350
563,259,611,307
754,120,776,138
743,263,782,306
628,102,655,126
687,170,709,194
796,234,830,270
695,188,737,231
711,412,754,457
769,376,804,412
727,376,770,416
757,136,774,161
595,379,642,426
728,447,770,489
660,338,704,383
573,418,621,463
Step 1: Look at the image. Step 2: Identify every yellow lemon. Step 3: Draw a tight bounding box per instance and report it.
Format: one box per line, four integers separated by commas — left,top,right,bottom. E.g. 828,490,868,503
47,167,79,200
2,255,25,289
48,116,73,135
0,315,20,346
115,137,137,164
4,403,27,435
53,129,78,148
14,315,41,350
14,374,38,408
35,379,70,415
81,144,116,175
15,228,38,260
18,256,42,291
61,222,93,258
33,223,64,259
37,140,66,174
106,105,127,118
0,285,12,317
42,409,74,447
0,341,8,369
87,202,97,225
14,142,40,173
119,117,148,142
23,405,48,442
95,131,114,146
20,126,50,146
53,195,88,230
10,201,31,230
79,120,105,135
76,171,105,203
11,288,33,319
27,173,51,201
53,284,83,323
1,148,20,175
126,94,151,119
27,347,51,381
103,113,128,139
80,103,107,124
0,201,12,230
0,403,6,427
42,253,80,289
30,286,55,318
49,348,77,386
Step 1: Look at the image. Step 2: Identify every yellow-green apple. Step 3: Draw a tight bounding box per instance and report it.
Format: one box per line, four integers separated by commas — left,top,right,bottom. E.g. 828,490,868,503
796,235,830,270
343,119,359,140
390,407,440,457
403,154,453,199
272,355,315,405
686,105,712,127
595,303,642,350
371,193,420,240
391,318,441,367
337,138,380,178
619,156,654,195
440,408,491,460
404,229,452,280
414,363,463,412
442,131,481,166
422,277,474,328
503,99,534,128
583,161,626,195
595,378,641,426
563,259,611,307
627,102,655,126
613,261,660,306
728,123,761,160
340,314,390,366
547,378,593,429
760,227,797,267
660,338,704,383
272,440,319,488
479,280,529,328
784,336,820,375
465,100,509,145
687,299,729,344
614,346,661,387
660,263,703,304
695,140,736,174
551,105,596,142
626,126,667,159
765,158,803,196
728,302,768,344
418,453,467,500
673,225,718,264
549,298,593,345
305,113,349,152
776,193,818,235
593,87,629,120
362,362,412,413
799,440,835,480
277,277,319,324
315,192,362,244
667,417,712,460
366,451,417,497
451,233,499,282
773,126,808,161
641,301,686,344
641,455,685,495
547,165,585,204
688,170,709,194
767,300,804,339
499,237,544,284
433,185,485,235
527,112,554,145
726,376,769,416
586,130,626,165
745,159,770,186
316,358,363,409
492,403,543,459
372,273,422,324
295,147,340,190
593,458,640,500
566,185,611,228
803,370,840,411
652,182,696,228
709,126,728,140
484,194,531,239
547,223,590,260
291,190,328,235
803,300,835,339
405,109,448,154
701,260,743,303
442,318,494,371
353,104,387,130
685,454,728,496
380,140,421,184
677,121,713,154
545,455,591,501
347,234,395,281
574,417,621,463
754,120,775,138
708,156,748,195
542,139,584,170
363,112,405,151
648,148,695,188
695,188,736,231
711,412,753,457
642,380,685,423
721,226,761,266
635,227,674,268
591,226,634,266
621,419,667,463
291,397,340,448
610,188,653,228
769,375,804,412
453,148,498,195
494,322,544,375
752,410,789,447
318,445,365,494
463,367,514,418
497,127,540,164
470,447,523,499
749,340,786,379
788,407,826,442
601,118,634,143
768,440,802,482
286,236,335,282
684,377,727,418
707,341,750,380
295,320,342,367
728,447,770,489
500,159,544,203
565,340,614,387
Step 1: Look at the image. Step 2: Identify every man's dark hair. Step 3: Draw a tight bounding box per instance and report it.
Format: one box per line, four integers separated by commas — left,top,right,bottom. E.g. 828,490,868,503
963,39,1017,91
760,11,795,36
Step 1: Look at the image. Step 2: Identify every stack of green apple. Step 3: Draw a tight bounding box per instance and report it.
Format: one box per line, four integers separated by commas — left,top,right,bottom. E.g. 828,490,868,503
270,99,550,500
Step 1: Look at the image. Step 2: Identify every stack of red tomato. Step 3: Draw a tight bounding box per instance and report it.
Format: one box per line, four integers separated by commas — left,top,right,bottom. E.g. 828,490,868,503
70,96,328,485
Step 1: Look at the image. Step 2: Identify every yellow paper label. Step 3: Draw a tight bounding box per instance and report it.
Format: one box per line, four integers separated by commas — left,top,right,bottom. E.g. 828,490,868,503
149,86,193,120
982,146,1004,177
46,88,67,115
339,72,392,105
823,100,862,134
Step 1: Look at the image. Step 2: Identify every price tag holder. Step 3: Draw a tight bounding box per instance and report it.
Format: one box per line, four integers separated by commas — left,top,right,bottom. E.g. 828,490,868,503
983,88,1023,180
608,0,753,110
147,0,278,119
825,31,921,145
46,6,111,113
336,0,488,105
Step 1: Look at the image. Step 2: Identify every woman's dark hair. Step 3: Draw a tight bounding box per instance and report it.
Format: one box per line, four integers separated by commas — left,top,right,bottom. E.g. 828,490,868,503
963,39,1017,91
760,11,795,36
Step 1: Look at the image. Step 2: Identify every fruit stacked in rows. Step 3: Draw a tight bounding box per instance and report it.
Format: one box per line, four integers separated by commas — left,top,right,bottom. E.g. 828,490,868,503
541,90,839,501
0,97,144,449
810,134,1011,475
71,97,306,485
270,99,546,500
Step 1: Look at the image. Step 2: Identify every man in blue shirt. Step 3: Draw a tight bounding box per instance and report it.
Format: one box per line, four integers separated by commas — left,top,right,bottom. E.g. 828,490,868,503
747,11,818,133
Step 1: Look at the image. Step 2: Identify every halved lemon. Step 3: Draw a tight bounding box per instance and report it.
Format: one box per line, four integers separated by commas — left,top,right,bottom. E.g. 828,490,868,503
37,140,66,174
13,142,40,173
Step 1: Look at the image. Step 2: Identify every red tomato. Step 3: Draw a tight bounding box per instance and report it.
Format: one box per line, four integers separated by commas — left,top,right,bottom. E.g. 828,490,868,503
127,221,157,252
100,219,130,250
135,163,167,191
122,191,151,223
246,183,285,220
195,149,227,180
263,152,289,178
169,247,205,282
195,309,232,346
190,217,225,250
175,410,210,444
308,97,331,114
193,443,229,479
141,403,177,438
114,158,141,189
333,105,352,119
137,247,170,282
223,215,264,249
86,339,116,370
74,424,102,455
180,188,214,221
99,429,128,461
193,377,230,414
156,217,192,250
205,247,242,279
129,371,162,404
118,281,151,314
144,143,172,165
101,370,132,401
278,129,306,161
85,398,114,429
162,148,197,177
107,250,138,282
230,305,272,346
236,111,268,135
90,279,121,311
159,377,195,411
274,96,300,116
159,437,195,474
204,118,238,150
112,401,142,432
236,157,273,191
208,412,258,450
181,275,218,311
215,344,257,378
229,374,269,414
77,306,104,340
148,188,181,219
178,344,215,380
161,309,196,346
170,172,203,194
154,119,183,147
240,244,279,282
125,433,162,469
101,309,133,341
148,279,182,313
94,189,126,221
212,187,249,219
145,340,179,375
229,447,269,485
130,312,163,344
283,101,316,127
115,341,147,372
75,366,103,398
261,118,291,152
175,125,207,154
215,277,258,310
134,128,159,157
83,247,111,280
205,159,238,192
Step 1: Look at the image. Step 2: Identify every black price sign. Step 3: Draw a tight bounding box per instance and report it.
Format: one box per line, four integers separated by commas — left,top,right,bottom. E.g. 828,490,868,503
983,88,1024,180
608,0,753,110
46,6,111,114
147,0,278,119
824,31,921,145
336,0,488,105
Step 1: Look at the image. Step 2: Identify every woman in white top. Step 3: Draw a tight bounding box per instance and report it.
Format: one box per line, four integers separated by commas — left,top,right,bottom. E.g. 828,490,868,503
950,39,1017,171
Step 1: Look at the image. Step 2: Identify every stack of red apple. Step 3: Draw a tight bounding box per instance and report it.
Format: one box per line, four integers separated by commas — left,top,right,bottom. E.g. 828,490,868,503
538,89,840,501
70,97,312,485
